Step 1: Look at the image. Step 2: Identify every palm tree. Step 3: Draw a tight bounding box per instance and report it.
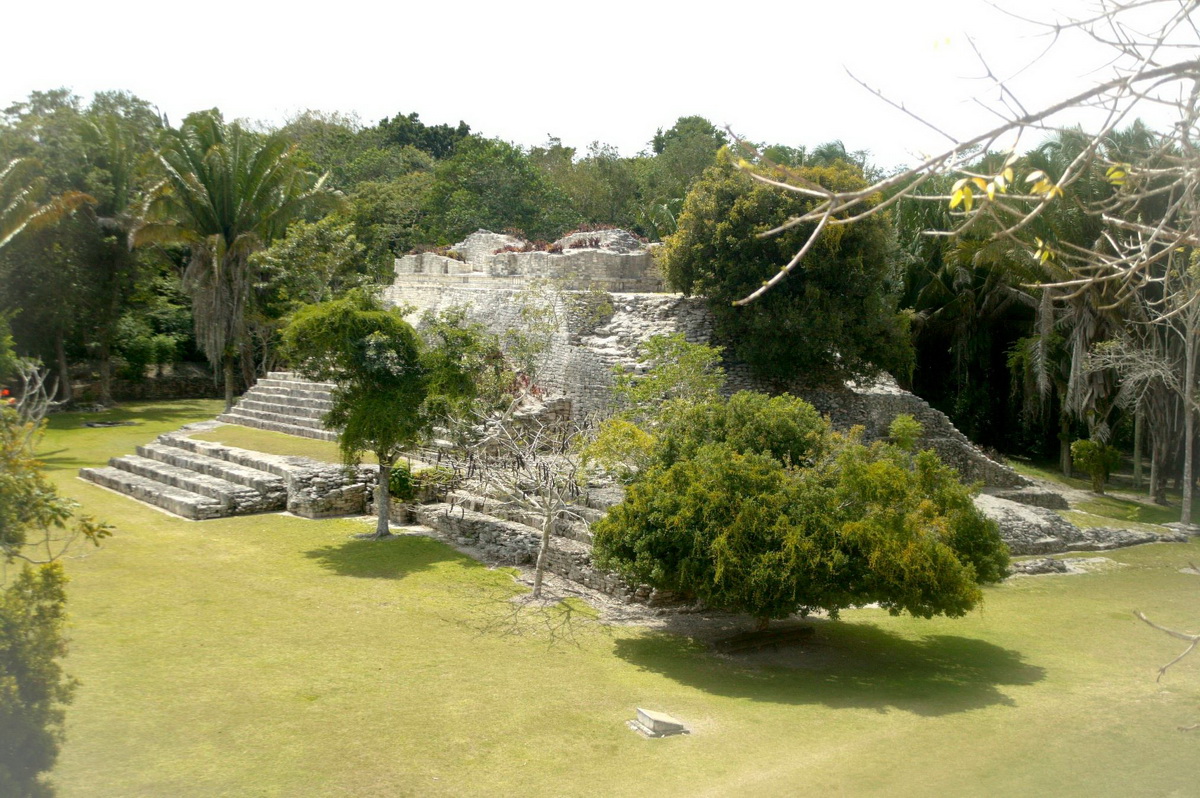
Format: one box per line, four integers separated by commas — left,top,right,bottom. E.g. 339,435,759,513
0,158,89,250
135,112,336,410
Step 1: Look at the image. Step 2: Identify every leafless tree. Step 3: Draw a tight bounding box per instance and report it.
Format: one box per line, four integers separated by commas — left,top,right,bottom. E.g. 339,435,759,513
457,412,591,598
736,0,1200,524
1136,607,1200,730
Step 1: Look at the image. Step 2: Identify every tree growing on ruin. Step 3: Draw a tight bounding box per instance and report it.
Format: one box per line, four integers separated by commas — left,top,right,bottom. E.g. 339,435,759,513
282,289,428,538
659,155,913,384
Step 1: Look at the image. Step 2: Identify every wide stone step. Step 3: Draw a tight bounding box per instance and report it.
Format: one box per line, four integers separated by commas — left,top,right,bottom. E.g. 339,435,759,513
448,490,593,544
264,372,336,390
109,455,274,512
236,398,328,420
247,388,335,406
252,379,335,398
415,502,630,596
216,412,339,442
80,466,224,520
137,442,287,495
158,432,297,478
416,503,585,562
220,406,332,431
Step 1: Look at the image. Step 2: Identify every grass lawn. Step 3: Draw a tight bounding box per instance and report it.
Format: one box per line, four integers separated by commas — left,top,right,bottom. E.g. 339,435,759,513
1011,458,1199,526
37,402,1200,796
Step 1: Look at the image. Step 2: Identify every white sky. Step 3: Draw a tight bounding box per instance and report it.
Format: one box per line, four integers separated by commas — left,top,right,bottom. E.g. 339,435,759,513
0,0,1176,169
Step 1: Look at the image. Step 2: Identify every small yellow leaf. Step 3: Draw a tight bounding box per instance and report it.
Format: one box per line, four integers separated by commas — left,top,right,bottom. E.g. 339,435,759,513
986,182,996,201
1025,170,1046,184
1003,167,1014,183
971,177,988,192
962,186,975,212
950,189,964,209
953,177,970,192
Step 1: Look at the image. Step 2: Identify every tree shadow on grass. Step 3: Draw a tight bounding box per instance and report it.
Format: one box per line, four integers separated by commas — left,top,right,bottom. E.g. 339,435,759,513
613,621,1046,717
304,533,466,580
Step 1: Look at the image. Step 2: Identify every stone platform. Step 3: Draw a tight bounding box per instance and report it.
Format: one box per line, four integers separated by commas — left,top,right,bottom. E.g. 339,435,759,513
80,421,375,521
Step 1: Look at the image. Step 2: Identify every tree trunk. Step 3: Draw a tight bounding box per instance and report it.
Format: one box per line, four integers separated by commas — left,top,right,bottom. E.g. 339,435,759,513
533,509,553,599
1181,327,1195,526
223,352,235,414
54,332,72,404
376,459,392,538
1132,406,1144,490
1060,416,1072,477
98,338,113,406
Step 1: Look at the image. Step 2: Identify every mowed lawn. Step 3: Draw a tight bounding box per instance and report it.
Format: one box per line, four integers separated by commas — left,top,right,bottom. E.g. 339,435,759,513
38,402,1200,796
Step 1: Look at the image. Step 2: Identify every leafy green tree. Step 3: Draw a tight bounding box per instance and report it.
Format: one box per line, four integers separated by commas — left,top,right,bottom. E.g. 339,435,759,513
249,215,372,360
0,399,109,797
530,140,642,231
0,91,148,402
135,111,338,411
1070,438,1123,494
660,156,913,383
593,408,1007,628
283,111,432,190
417,306,508,424
346,173,435,262
585,334,726,479
612,333,725,419
422,137,578,242
639,116,727,233
75,92,164,403
282,290,428,538
376,111,470,159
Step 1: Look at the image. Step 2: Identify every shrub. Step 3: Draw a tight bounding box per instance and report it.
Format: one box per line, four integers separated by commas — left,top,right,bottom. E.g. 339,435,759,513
1070,439,1123,494
593,402,1007,627
388,463,416,502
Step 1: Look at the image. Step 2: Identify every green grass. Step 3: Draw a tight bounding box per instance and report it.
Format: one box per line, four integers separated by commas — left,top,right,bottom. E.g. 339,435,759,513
33,402,1200,796
189,423,357,463
1074,495,1182,527
1011,458,1197,527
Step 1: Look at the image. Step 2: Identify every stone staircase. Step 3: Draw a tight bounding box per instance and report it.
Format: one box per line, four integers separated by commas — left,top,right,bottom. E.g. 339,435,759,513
218,371,339,442
80,422,377,521
80,432,289,520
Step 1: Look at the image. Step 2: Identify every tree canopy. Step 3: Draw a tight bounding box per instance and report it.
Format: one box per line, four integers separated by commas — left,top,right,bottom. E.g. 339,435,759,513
659,156,913,383
282,289,428,537
135,110,338,410
593,403,1008,627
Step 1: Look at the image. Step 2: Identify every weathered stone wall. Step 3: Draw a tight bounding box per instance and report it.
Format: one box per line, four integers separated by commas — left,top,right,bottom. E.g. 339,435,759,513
385,228,1030,490
393,229,664,293
413,502,665,603
286,463,376,518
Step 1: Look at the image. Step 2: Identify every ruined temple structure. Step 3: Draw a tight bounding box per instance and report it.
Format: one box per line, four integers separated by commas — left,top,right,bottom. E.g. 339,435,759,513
80,227,1181,579
387,228,1044,493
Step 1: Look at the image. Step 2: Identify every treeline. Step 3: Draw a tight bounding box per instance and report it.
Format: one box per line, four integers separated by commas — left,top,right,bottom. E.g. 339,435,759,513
0,90,746,405
1,88,1191,495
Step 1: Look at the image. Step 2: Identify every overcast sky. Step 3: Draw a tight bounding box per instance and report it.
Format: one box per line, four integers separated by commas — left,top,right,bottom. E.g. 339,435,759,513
1,0,1164,169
